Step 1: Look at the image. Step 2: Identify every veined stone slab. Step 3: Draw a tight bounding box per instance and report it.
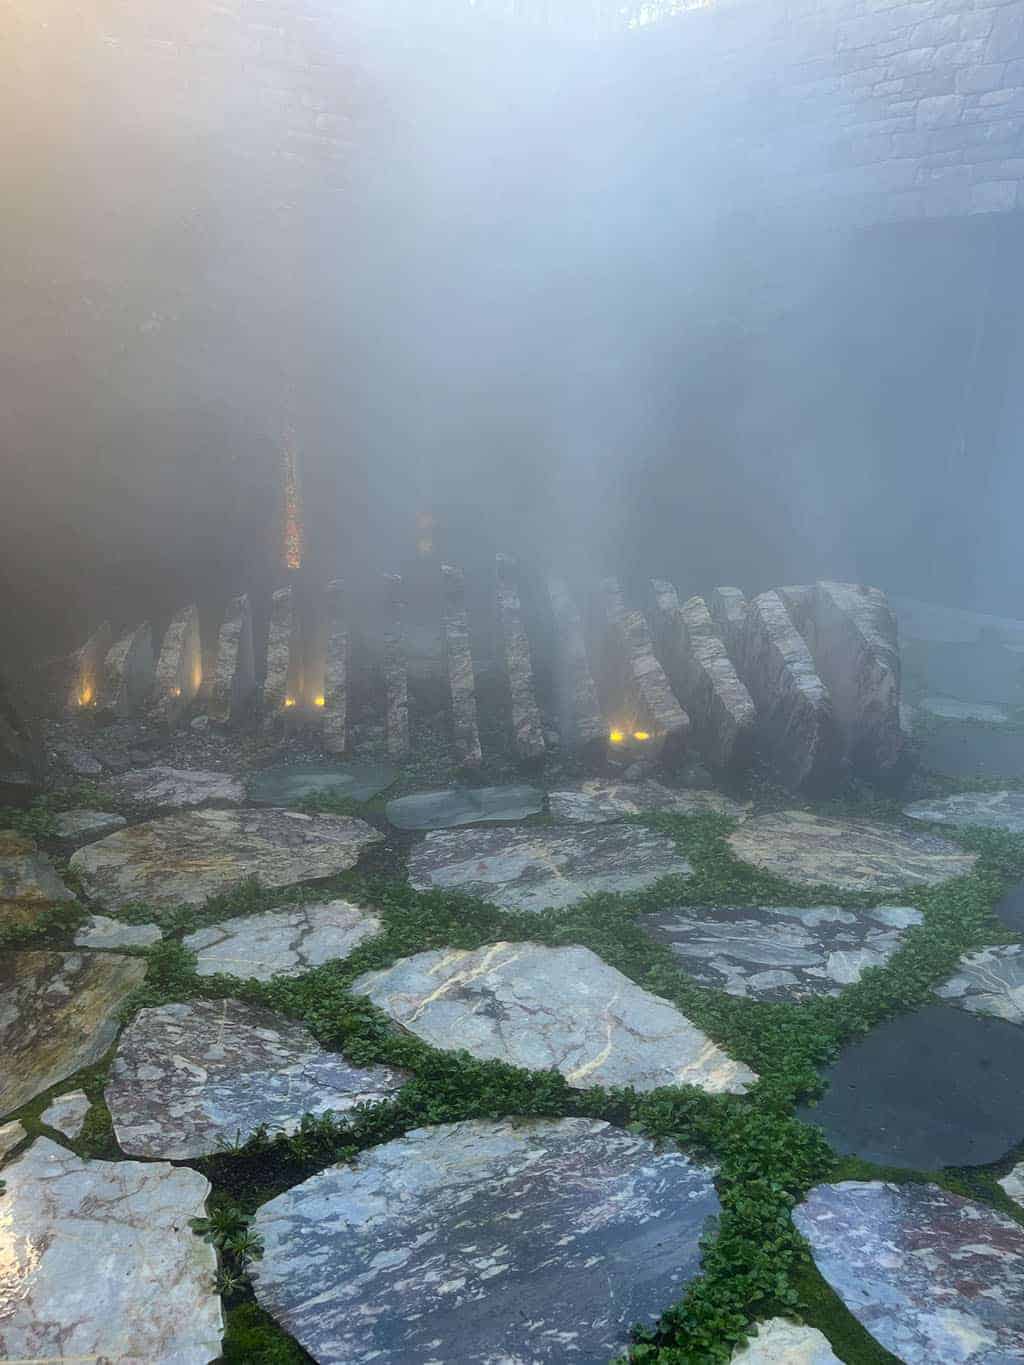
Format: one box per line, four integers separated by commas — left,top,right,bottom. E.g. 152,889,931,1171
731,1318,841,1363
593,578,690,755
251,1117,720,1365
547,576,604,748
183,900,382,980
0,951,146,1118
920,695,1010,723
153,603,202,725
1,830,76,930
70,807,382,911
0,1137,222,1362
999,1162,1024,1206
639,903,922,1001
66,619,111,710
649,583,756,771
107,998,407,1158
935,943,1024,1024
75,913,163,949
708,586,748,659
0,1119,26,1161
110,764,245,809
382,573,410,759
209,591,256,725
735,591,840,790
442,563,482,767
352,941,756,1092
408,823,694,912
102,621,154,715
386,784,544,830
495,553,545,760
41,1089,90,1139
728,811,976,892
794,1181,1024,1363
248,759,398,806
905,789,1024,834
549,779,746,824
263,585,304,717
52,807,127,843
322,578,349,753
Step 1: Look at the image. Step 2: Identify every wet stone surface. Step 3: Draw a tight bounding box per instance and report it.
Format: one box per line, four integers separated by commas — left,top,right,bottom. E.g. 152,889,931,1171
52,808,127,843
794,1180,1024,1363
795,1004,1024,1169
385,783,543,830
0,950,146,1118
74,913,163,949
918,723,1024,780
731,1318,841,1363
995,878,1024,933
106,997,408,1158
638,904,922,1001
407,823,693,912
935,943,1024,1024
183,899,382,980
919,695,1010,723
251,1117,720,1365
0,1137,222,1363
352,941,756,1094
248,759,398,806
109,764,245,808
548,779,746,824
40,1089,90,1139
905,789,1024,833
728,810,975,892
0,830,76,929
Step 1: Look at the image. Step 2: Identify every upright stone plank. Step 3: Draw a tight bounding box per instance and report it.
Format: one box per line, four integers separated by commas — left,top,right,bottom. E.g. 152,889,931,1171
262,587,303,721
546,576,604,750
649,581,756,772
442,564,482,768
209,593,255,726
66,621,112,711
708,587,748,660
102,623,154,716
495,554,545,761
382,574,410,759
594,577,689,757
737,591,840,790
322,580,349,754
152,605,201,727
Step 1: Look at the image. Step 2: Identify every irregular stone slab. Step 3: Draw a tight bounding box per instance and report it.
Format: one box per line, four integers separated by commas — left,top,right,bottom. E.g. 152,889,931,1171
920,694,1010,723
731,1318,841,1363
549,779,746,824
0,1137,222,1361
52,807,127,843
0,951,146,1118
892,595,1024,649
996,879,1024,933
263,585,304,717
111,764,245,809
152,603,202,725
649,583,756,772
735,591,840,790
251,1117,720,1364
935,943,1024,1024
999,1162,1024,1206
547,575,604,748
921,632,1024,705
794,1180,1024,1363
795,1004,1024,1168
248,759,398,806
107,998,407,1157
919,723,1024,779
905,789,1024,834
70,807,383,912
708,585,749,659
208,591,256,725
639,903,922,1001
41,1089,90,1139
66,619,111,710
74,913,163,949
728,810,976,892
442,563,482,767
184,899,381,980
0,830,76,930
495,553,545,760
55,742,103,776
322,578,349,753
408,823,694,912
382,573,410,759
352,941,755,1092
0,1119,25,1160
386,784,544,830
102,621,155,715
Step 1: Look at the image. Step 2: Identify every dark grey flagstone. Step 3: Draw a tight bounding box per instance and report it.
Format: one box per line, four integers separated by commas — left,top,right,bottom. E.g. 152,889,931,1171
385,784,543,830
248,759,398,806
934,943,1024,1024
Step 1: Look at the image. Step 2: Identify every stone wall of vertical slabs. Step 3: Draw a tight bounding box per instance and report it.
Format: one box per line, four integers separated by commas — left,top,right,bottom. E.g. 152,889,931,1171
61,561,906,791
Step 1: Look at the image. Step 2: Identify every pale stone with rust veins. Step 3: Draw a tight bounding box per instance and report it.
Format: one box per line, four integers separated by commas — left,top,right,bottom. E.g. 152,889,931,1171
209,591,255,725
353,941,756,1093
102,621,155,715
40,1089,91,1139
442,563,482,767
109,764,245,809
546,575,604,748
1,830,76,932
153,603,202,725
183,899,382,980
495,553,545,760
731,1318,841,1363
70,807,382,912
75,913,163,949
0,1119,26,1161
0,1137,222,1362
107,998,407,1157
549,779,746,824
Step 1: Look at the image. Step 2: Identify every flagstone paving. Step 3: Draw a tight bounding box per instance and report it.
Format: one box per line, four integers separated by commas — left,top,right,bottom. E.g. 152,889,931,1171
0,950,146,1118
40,1088,90,1138
74,912,164,949
0,1119,26,1162
385,783,544,830
0,1137,223,1362
351,941,756,1093
52,807,128,842
795,1004,1024,1168
794,1180,1024,1363
106,997,409,1158
248,758,398,805
728,810,976,892
407,823,693,912
638,904,922,1001
934,943,1024,1024
0,829,76,929
548,779,747,823
919,695,1010,723
730,1318,841,1363
109,764,245,808
250,1117,720,1365
183,899,382,980
70,806,382,911
999,1162,1024,1206
995,878,1024,933
918,722,1024,779
905,789,1024,834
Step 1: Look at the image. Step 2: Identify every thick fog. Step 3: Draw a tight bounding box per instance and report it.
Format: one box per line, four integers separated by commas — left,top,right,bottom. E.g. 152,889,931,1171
2,0,1021,663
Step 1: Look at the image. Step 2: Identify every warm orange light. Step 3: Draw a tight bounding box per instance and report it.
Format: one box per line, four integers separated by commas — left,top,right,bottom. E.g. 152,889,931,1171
283,696,297,709
78,686,94,707
609,729,625,744
633,730,651,742
314,694,326,708
170,686,182,699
